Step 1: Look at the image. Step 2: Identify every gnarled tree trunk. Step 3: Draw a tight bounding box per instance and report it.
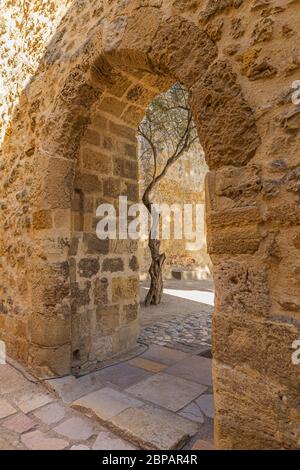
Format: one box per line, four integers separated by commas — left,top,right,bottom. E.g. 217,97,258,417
144,238,166,306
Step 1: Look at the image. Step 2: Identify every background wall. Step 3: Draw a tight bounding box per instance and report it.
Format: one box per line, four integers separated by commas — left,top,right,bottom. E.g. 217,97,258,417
138,141,212,280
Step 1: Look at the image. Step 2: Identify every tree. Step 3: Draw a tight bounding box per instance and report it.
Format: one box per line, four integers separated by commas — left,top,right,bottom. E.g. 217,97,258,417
138,83,199,307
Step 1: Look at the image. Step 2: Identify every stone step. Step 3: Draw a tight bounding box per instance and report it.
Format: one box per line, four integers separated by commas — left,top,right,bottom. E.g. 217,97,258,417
71,388,198,450
171,268,211,281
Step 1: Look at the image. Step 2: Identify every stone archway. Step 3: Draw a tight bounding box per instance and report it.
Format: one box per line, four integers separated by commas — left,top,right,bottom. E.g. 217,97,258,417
1,0,300,450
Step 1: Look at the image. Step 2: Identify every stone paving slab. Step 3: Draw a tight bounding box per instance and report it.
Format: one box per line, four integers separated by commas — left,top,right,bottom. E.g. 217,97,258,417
91,362,152,389
3,413,36,433
195,394,214,419
111,405,198,450
54,417,94,440
0,364,143,451
140,344,189,366
128,357,167,373
34,402,66,425
11,390,53,413
126,372,206,412
72,387,143,421
0,365,32,395
0,427,25,450
178,402,205,424
165,356,212,386
21,430,69,450
46,375,104,404
71,444,90,450
0,398,17,419
93,431,137,450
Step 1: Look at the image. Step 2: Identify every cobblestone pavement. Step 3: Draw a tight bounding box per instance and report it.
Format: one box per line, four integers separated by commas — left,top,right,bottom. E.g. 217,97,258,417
139,279,214,354
139,312,212,353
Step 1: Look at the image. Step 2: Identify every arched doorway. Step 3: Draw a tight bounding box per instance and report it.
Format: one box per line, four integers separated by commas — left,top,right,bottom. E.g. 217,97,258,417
1,1,300,450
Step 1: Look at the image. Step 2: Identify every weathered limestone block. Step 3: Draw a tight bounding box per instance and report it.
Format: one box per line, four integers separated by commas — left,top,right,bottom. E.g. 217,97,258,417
94,278,109,307
238,49,277,81
82,148,113,174
230,17,245,39
213,313,300,390
44,157,75,209
214,164,262,207
32,261,70,312
201,0,244,21
29,344,71,377
74,172,102,193
149,17,217,86
78,258,100,278
129,255,139,272
208,226,262,254
42,111,90,161
251,17,274,45
112,322,140,356
29,313,71,348
190,62,261,169
214,363,300,449
70,281,91,308
214,260,271,316
95,305,120,333
112,276,139,302
32,211,53,230
90,335,114,362
83,233,109,254
102,258,124,273
122,302,140,324
205,18,224,42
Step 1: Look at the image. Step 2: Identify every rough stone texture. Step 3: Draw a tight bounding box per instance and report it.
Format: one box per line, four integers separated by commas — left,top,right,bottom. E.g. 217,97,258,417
1,0,300,450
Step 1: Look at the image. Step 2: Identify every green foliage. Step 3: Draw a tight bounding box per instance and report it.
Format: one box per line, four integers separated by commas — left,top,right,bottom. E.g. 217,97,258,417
138,82,199,190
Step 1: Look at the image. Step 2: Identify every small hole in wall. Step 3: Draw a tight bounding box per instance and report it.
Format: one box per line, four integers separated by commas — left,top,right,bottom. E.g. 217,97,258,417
73,349,81,362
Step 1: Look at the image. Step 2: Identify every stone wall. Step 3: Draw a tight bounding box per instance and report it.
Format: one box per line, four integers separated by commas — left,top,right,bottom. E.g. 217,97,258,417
1,0,300,449
0,0,73,144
